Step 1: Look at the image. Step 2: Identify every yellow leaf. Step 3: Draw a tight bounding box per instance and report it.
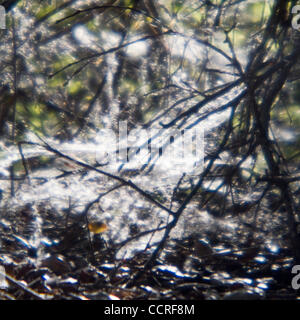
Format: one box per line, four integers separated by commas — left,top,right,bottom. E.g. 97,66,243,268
88,222,108,234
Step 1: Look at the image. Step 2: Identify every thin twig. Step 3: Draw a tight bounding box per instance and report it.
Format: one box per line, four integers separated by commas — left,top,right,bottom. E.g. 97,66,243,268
0,269,48,300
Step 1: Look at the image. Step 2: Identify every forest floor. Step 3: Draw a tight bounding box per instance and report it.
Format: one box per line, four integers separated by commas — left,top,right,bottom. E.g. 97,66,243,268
0,202,298,300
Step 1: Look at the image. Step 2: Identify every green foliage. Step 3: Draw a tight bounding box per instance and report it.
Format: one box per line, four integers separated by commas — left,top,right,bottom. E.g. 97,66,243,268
171,0,185,15
35,1,56,20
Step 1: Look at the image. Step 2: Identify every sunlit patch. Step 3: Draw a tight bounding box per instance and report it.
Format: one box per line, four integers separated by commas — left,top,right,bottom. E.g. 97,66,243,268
99,263,115,270
126,40,148,57
140,285,159,295
256,277,274,290
61,277,77,285
214,246,232,255
254,255,267,263
257,282,268,290
217,219,238,231
168,34,206,64
100,30,122,48
196,210,212,224
271,126,296,142
72,25,97,47
119,266,130,272
242,278,253,285
40,237,55,247
212,272,231,280
154,265,191,278
267,243,279,254
202,179,225,191
233,250,243,256
271,264,280,271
